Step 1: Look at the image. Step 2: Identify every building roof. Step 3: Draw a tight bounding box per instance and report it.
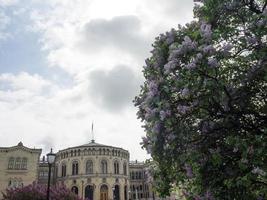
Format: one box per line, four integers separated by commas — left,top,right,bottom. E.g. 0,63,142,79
58,140,129,152
0,141,42,154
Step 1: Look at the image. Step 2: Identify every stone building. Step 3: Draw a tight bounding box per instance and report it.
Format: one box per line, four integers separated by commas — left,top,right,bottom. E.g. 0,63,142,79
129,161,154,200
0,142,42,199
0,141,154,200
54,140,130,200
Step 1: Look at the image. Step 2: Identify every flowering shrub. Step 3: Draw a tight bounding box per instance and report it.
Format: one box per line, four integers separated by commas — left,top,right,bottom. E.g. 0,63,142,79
2,182,84,200
134,0,267,199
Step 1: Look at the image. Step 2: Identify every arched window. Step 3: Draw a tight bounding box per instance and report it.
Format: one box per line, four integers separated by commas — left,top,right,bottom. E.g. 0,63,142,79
15,157,21,169
114,161,119,174
101,160,108,174
114,185,120,200
85,185,94,200
86,160,93,174
100,185,108,200
72,161,79,175
71,186,78,195
123,162,127,175
21,157,27,169
8,157,14,169
62,163,67,177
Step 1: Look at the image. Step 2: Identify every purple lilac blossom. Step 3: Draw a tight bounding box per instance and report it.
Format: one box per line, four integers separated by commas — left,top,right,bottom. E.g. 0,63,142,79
166,133,176,142
200,23,212,40
148,80,158,96
180,87,190,97
159,110,167,120
165,29,176,45
202,45,216,55
177,105,190,114
152,122,161,134
185,61,197,70
196,53,203,60
182,36,197,50
185,164,194,178
208,57,219,68
246,36,257,45
164,60,178,74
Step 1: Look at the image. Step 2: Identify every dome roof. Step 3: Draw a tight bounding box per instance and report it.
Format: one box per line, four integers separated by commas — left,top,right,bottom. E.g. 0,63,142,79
59,140,128,152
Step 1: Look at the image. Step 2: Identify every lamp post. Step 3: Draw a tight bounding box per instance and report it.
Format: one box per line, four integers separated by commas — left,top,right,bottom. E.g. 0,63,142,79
128,190,131,200
46,148,56,200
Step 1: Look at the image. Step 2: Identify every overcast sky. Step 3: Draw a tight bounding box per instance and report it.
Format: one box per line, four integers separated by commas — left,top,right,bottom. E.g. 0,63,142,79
0,0,194,161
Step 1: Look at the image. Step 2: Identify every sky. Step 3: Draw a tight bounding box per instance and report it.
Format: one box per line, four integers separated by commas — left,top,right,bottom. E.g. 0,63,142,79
0,0,194,161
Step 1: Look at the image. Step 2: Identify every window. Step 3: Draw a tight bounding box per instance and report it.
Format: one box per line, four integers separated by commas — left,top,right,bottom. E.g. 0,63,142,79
8,157,14,169
139,171,142,179
86,160,93,174
62,163,67,177
21,158,27,169
114,161,119,174
72,161,79,175
71,186,78,195
15,157,21,169
123,163,127,175
135,171,138,179
101,160,108,174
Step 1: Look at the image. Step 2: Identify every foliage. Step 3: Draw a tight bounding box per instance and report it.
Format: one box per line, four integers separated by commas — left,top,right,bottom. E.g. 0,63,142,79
134,0,267,199
2,182,84,200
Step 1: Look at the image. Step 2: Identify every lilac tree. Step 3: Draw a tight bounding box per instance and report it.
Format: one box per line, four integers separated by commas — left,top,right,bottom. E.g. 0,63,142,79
2,182,84,200
134,0,267,199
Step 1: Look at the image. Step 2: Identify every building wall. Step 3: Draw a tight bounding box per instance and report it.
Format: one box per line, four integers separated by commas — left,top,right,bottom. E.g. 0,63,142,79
0,142,41,198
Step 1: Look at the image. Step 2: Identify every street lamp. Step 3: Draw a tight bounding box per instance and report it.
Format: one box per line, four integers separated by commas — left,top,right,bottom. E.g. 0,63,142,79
46,148,56,200
128,190,131,200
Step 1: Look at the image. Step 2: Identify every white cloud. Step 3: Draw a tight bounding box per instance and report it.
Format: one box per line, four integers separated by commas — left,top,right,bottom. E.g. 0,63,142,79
0,72,53,92
0,10,10,40
88,65,142,112
0,0,194,160
0,0,18,6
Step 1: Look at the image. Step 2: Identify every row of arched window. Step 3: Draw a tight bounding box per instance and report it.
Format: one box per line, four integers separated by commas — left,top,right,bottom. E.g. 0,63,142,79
59,160,127,177
71,184,126,200
8,157,27,170
60,148,128,159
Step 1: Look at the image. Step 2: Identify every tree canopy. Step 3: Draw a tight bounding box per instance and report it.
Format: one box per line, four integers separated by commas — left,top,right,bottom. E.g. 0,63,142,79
134,0,267,199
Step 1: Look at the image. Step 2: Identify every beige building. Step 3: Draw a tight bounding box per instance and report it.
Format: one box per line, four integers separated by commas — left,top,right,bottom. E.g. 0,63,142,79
0,141,155,200
55,140,130,200
0,142,42,198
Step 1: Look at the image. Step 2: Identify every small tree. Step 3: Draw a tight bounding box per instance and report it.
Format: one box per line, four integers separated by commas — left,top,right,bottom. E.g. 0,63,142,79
2,182,84,200
134,0,267,199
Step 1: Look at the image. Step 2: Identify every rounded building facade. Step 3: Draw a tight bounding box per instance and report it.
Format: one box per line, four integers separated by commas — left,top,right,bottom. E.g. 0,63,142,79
55,140,130,200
